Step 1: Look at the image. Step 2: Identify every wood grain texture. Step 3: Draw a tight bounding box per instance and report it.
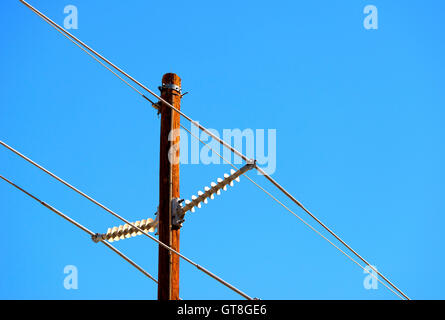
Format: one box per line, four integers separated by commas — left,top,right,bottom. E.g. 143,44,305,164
158,73,181,300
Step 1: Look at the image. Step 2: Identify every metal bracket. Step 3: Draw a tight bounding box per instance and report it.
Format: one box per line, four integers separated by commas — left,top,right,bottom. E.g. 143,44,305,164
159,83,182,94
91,233,105,243
172,198,185,229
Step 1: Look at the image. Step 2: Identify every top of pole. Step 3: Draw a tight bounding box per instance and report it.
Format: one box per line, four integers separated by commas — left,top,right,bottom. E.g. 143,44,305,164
162,73,181,85
160,73,182,95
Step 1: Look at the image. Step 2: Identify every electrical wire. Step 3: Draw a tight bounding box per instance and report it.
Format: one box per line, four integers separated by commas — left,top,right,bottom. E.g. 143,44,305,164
19,0,247,161
0,140,253,300
0,174,157,283
23,3,157,109
179,124,405,300
256,166,409,299
19,0,409,300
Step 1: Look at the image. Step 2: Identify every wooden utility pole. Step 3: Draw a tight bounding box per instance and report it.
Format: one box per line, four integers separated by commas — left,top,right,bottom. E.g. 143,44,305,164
158,73,181,300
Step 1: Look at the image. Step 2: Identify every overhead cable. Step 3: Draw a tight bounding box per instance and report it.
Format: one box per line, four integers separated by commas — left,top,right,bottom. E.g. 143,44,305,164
19,0,408,300
179,123,406,300
0,174,157,283
0,140,253,300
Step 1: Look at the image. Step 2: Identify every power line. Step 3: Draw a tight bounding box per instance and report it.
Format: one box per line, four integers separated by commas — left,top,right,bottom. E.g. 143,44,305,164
19,0,248,162
0,140,253,300
24,2,158,110
19,0,409,300
256,167,409,299
179,124,405,300
0,174,157,284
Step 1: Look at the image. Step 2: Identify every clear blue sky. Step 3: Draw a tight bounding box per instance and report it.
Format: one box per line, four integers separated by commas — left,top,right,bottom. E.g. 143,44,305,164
0,0,444,299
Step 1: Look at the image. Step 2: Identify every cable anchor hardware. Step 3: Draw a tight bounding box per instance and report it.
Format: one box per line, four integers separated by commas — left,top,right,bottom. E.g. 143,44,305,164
91,233,105,243
172,198,185,229
141,94,162,116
